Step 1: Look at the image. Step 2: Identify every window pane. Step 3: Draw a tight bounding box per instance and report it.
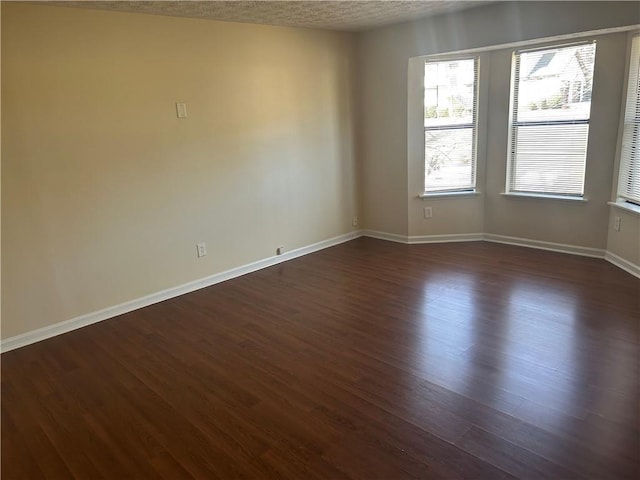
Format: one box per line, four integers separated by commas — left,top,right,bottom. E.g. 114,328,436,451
425,128,475,192
618,35,640,204
425,59,476,127
511,124,589,195
424,56,477,193
516,44,595,123
509,41,595,197
619,120,640,202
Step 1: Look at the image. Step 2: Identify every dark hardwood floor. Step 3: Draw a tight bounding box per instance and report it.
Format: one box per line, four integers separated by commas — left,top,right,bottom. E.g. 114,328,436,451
2,238,639,479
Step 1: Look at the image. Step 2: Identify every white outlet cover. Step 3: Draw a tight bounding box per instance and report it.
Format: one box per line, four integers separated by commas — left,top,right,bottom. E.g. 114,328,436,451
176,102,188,118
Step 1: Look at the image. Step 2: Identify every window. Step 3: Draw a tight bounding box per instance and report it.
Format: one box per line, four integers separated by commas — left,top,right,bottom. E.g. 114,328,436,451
424,57,478,193
507,41,596,197
617,35,640,206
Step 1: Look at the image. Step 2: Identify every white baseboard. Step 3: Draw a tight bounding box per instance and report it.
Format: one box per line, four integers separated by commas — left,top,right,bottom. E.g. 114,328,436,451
483,233,606,258
361,230,409,243
366,230,639,278
363,230,606,256
1,231,362,353
4,229,637,352
361,230,483,244
408,233,484,244
604,251,640,279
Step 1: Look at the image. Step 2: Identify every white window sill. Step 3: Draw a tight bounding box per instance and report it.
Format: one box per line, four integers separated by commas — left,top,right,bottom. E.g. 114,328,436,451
419,191,481,199
608,200,640,217
501,192,588,203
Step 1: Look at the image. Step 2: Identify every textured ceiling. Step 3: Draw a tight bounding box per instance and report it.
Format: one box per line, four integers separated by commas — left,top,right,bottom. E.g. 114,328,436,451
47,1,493,32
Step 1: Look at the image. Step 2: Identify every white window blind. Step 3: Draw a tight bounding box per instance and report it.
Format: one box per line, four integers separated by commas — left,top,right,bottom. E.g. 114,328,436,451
424,57,478,193
508,42,596,197
617,35,640,205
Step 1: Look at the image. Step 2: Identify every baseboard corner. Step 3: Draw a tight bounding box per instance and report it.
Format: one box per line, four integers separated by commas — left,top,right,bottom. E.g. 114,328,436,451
361,230,409,243
1,230,362,353
604,251,640,279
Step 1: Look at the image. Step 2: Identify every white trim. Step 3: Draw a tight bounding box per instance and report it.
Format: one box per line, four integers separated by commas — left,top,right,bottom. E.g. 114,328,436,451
363,230,606,256
418,191,481,199
415,25,640,61
408,233,484,244
604,251,640,279
501,192,588,203
4,230,637,352
1,231,362,353
361,231,484,244
608,200,640,217
483,233,605,258
361,230,409,243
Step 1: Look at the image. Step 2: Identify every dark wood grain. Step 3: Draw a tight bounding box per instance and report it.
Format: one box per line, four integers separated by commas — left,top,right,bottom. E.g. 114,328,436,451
2,238,639,479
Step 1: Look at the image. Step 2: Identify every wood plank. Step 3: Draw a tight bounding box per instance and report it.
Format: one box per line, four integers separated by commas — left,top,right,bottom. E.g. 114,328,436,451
2,238,639,479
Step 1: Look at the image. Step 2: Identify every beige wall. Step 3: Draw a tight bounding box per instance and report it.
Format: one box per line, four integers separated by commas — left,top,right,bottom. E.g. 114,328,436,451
484,33,628,249
408,32,629,245
607,209,640,266
407,52,490,238
1,3,358,338
606,31,640,267
3,2,639,342
358,1,640,238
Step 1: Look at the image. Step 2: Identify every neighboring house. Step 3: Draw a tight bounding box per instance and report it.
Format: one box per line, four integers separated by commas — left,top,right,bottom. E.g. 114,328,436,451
424,60,475,121
519,45,595,118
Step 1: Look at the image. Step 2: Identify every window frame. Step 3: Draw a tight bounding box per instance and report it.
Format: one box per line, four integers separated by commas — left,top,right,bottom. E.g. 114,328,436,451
615,33,640,209
422,55,479,195
506,40,597,199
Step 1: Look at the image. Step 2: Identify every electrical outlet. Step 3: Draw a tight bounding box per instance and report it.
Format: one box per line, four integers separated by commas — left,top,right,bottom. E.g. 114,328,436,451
614,216,621,232
352,216,358,227
196,242,207,257
424,207,433,219
276,246,285,255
